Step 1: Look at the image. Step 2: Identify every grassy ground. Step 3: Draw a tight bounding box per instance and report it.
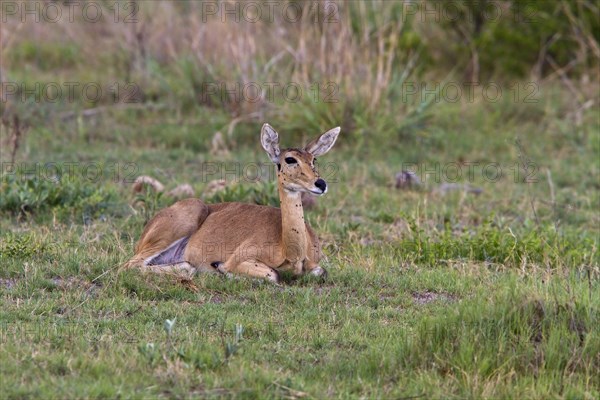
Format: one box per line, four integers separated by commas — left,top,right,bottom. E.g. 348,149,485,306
1,86,599,399
1,4,599,396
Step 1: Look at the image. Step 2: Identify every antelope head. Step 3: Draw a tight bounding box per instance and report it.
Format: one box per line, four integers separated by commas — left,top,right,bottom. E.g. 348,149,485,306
261,123,340,195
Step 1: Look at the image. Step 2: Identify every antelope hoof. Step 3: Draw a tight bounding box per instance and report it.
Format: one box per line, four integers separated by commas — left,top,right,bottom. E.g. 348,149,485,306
266,269,281,284
211,262,229,276
310,266,328,279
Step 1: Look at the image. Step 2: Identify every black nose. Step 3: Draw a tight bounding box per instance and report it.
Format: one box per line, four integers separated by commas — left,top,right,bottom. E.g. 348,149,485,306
315,179,327,192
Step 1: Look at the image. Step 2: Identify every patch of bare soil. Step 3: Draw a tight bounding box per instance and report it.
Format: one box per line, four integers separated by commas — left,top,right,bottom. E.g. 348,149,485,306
0,278,17,289
51,277,100,294
412,291,457,305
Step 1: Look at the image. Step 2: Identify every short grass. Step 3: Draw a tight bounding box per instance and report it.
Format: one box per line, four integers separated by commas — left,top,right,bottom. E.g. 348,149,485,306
1,92,599,399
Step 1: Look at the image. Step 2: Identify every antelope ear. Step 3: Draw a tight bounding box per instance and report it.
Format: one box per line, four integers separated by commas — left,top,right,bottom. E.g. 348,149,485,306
261,123,280,164
304,126,340,157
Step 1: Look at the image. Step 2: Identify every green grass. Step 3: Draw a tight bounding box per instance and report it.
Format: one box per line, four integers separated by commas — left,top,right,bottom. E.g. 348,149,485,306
1,91,599,398
1,2,598,396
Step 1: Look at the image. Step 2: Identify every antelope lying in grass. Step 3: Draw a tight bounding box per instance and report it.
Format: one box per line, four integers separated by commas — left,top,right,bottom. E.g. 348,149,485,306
124,124,340,283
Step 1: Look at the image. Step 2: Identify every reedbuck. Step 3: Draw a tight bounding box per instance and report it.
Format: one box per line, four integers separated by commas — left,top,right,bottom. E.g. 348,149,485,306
124,124,340,283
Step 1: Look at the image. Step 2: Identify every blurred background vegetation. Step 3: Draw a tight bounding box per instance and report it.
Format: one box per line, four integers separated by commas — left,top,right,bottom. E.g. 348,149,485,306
1,0,598,141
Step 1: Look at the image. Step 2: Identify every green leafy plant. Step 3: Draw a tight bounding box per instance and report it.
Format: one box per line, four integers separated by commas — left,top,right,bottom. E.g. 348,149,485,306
222,323,244,361
0,173,119,219
0,233,46,260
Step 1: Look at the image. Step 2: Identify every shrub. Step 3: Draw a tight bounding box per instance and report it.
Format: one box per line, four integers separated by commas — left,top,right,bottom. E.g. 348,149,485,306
0,172,121,220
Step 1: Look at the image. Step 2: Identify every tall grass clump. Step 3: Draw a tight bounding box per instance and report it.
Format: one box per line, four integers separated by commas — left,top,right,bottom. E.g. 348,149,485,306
400,283,599,397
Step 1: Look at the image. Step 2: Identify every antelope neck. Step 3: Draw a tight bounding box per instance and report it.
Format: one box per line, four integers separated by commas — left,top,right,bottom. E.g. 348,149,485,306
278,180,307,263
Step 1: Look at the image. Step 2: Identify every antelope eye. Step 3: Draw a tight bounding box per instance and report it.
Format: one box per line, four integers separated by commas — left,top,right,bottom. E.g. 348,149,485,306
285,157,297,164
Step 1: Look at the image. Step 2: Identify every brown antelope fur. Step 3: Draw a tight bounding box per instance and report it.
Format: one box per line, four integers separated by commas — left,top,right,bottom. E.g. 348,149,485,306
123,123,340,283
